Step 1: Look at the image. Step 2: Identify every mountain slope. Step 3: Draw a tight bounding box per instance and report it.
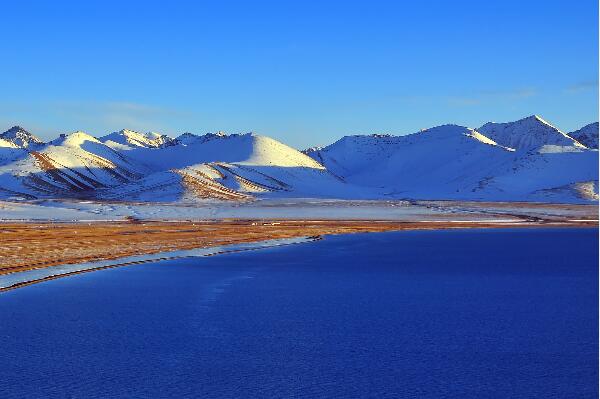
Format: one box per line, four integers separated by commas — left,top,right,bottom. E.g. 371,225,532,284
486,148,598,201
568,122,598,149
304,134,405,178
0,139,18,148
0,131,145,198
478,115,584,151
341,125,516,197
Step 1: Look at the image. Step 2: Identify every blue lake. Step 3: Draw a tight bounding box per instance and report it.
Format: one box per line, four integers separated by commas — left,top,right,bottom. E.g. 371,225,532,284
1,228,598,398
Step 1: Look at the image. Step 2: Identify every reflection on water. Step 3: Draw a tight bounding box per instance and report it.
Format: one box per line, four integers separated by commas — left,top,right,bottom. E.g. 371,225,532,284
0,228,597,398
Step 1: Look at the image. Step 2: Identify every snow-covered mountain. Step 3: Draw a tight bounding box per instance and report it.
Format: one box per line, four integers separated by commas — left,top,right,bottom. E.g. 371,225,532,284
0,126,44,148
330,126,515,194
477,115,584,151
100,129,177,149
0,131,145,199
305,118,598,202
568,122,598,149
0,115,597,203
99,132,356,202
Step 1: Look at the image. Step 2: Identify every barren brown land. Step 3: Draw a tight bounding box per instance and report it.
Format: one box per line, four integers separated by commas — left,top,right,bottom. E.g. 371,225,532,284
1,216,597,278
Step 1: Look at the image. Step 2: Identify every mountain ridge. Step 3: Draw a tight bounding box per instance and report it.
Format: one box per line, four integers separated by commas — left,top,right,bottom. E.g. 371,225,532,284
568,122,599,149
0,115,597,203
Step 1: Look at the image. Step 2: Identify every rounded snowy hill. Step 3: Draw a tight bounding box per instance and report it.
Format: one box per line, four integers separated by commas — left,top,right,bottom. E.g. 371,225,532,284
99,132,366,202
123,132,325,170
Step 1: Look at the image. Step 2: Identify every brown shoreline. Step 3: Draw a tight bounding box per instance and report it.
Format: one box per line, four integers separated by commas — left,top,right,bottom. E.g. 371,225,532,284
0,236,323,293
1,218,597,277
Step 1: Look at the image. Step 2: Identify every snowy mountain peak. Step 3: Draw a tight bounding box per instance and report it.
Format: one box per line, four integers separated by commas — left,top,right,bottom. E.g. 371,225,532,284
100,129,177,149
525,115,570,134
52,131,101,147
198,131,231,142
175,131,249,146
303,146,323,154
419,124,470,135
524,114,554,126
175,132,199,145
0,126,44,148
408,124,514,150
568,122,598,149
223,134,324,168
483,115,560,131
478,115,583,151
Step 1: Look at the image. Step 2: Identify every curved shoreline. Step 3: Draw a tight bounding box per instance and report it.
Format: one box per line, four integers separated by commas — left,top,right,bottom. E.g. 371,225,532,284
0,236,319,292
1,219,596,293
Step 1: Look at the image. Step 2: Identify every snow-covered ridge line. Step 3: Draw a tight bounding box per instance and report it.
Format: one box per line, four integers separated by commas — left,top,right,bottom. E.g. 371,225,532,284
1,114,594,152
0,114,597,204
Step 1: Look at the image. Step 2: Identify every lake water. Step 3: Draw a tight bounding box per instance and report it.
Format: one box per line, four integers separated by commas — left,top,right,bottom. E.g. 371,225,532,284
0,228,597,398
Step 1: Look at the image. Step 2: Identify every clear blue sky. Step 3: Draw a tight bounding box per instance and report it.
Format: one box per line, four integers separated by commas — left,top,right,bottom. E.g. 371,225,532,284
1,0,597,149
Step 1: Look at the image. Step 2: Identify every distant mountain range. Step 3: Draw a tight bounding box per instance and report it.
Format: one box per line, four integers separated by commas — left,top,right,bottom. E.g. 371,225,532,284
0,115,597,203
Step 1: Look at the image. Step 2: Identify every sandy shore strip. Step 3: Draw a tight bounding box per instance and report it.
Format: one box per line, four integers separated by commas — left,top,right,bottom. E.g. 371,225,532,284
0,219,444,275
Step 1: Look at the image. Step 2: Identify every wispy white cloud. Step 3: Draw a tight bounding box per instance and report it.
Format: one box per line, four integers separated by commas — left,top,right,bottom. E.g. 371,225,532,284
49,100,190,134
0,100,193,140
564,80,598,94
447,87,537,107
